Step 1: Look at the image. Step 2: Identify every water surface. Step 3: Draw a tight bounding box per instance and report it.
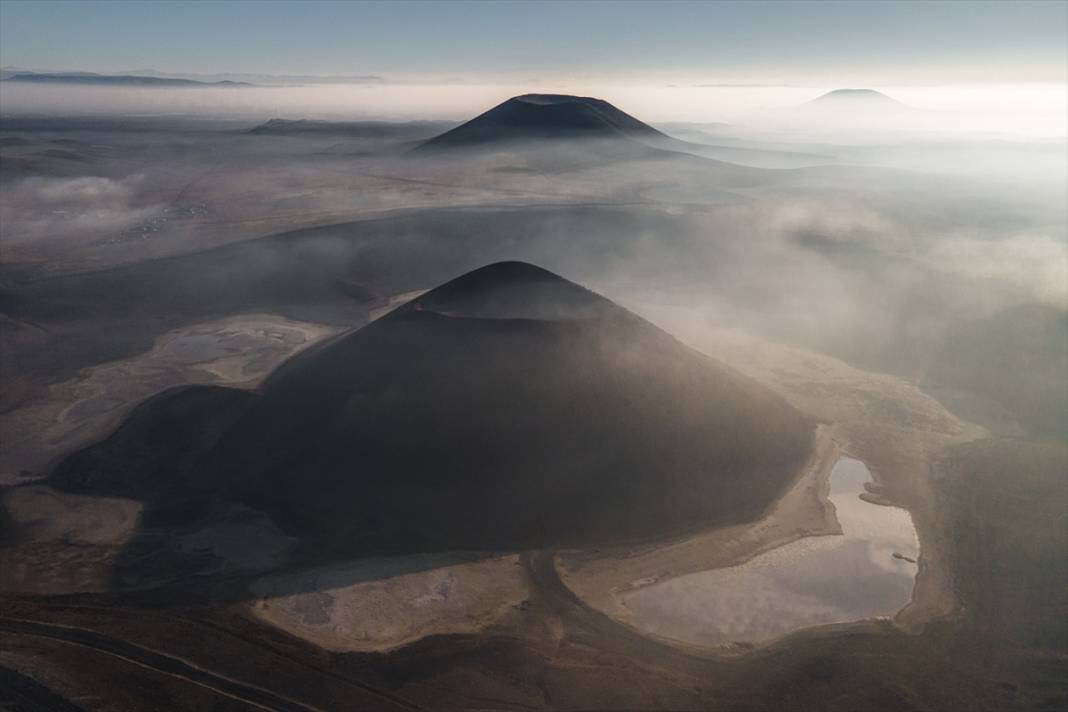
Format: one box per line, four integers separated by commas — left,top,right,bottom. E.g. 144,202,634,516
623,457,919,647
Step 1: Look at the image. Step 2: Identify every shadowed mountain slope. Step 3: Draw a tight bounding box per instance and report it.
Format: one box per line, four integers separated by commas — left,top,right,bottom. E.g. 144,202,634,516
52,262,815,558
416,94,669,151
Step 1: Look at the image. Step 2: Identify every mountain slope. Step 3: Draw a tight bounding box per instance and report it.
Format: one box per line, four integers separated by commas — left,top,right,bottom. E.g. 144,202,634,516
52,262,815,557
416,94,669,151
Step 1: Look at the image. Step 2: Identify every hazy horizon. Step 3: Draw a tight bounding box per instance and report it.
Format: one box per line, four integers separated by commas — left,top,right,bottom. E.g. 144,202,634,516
1,0,1065,135
1,82,1065,137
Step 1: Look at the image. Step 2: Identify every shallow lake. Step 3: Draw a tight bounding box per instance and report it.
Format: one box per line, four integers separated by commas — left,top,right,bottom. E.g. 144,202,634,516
623,457,920,647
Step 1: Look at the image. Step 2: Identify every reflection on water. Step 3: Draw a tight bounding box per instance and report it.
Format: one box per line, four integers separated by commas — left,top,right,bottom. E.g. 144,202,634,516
623,457,919,647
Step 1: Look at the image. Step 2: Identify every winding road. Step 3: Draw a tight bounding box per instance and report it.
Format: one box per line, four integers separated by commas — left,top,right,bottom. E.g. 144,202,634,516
0,616,422,712
521,550,713,676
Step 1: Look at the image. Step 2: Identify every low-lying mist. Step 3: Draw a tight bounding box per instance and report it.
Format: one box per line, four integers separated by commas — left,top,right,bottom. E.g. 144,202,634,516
1,91,1065,446
2,81,1065,136
0,175,160,251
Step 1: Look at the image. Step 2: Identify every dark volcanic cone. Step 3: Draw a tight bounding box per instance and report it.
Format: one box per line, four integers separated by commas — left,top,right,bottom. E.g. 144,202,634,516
415,94,668,152
53,262,815,557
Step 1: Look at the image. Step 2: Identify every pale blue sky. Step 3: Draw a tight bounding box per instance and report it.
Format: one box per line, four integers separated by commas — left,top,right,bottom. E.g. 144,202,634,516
1,0,1066,84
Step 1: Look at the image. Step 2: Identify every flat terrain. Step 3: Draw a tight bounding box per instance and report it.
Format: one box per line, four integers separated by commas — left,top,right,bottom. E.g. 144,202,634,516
250,553,528,653
1,314,339,484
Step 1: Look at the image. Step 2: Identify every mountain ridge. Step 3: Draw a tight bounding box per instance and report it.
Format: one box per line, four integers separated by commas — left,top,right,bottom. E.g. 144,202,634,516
3,72,252,87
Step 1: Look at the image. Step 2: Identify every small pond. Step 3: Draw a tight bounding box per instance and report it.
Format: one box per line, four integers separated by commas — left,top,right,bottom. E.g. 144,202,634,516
623,457,920,647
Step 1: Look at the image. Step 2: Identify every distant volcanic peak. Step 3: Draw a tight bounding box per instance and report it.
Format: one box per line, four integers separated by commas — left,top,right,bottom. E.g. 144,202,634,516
513,93,601,105
417,93,665,150
809,88,901,105
402,261,616,321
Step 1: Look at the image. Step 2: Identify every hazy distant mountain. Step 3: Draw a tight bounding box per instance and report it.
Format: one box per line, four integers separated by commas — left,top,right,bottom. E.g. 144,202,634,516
249,118,456,139
0,66,384,85
3,72,252,87
0,66,32,80
804,88,906,108
417,94,669,151
117,69,385,85
788,88,919,132
52,262,814,558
